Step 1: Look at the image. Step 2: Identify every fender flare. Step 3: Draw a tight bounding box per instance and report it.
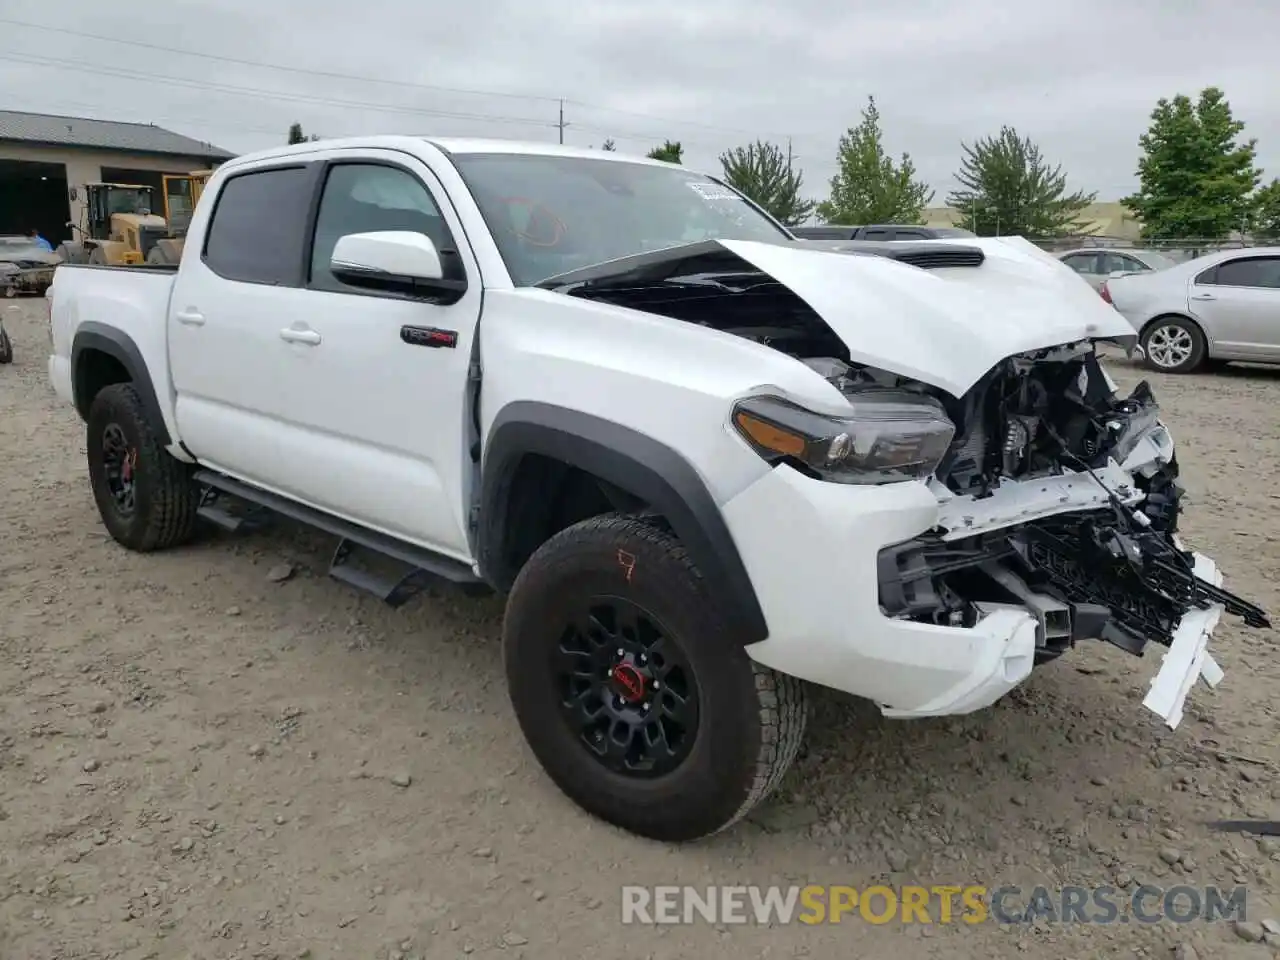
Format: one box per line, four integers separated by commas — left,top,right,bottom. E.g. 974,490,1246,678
479,401,769,646
71,321,171,446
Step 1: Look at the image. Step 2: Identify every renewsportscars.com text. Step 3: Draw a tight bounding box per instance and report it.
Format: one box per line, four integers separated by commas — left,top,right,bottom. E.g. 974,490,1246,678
620,884,1248,926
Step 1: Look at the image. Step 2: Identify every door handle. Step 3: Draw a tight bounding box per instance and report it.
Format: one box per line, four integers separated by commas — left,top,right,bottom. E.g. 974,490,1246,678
279,327,321,345
175,309,205,326
1190,293,1215,301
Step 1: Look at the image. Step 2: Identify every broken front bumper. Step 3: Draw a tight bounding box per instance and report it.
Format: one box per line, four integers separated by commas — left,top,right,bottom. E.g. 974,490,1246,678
724,460,1267,728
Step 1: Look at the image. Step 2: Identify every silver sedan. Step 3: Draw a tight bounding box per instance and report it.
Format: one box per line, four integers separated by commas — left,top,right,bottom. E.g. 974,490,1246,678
1102,247,1280,373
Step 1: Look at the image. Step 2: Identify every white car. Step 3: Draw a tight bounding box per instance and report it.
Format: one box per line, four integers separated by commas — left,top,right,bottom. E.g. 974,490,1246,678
1103,247,1280,373
44,137,1270,842
1058,247,1178,292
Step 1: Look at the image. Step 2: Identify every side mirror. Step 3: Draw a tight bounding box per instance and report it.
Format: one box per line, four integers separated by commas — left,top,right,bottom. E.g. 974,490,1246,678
330,231,465,302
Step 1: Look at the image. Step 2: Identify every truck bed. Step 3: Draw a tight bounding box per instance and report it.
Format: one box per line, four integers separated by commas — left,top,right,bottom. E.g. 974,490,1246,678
48,261,180,442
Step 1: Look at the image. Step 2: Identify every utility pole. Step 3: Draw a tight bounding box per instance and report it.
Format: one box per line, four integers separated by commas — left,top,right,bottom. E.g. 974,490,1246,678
786,137,793,172
558,99,566,145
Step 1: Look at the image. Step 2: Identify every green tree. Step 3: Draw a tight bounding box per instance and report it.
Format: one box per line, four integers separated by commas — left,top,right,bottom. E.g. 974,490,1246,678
815,96,932,224
287,122,321,144
947,126,1094,237
718,140,815,226
1122,87,1261,240
647,140,683,164
1255,179,1280,241
600,138,616,152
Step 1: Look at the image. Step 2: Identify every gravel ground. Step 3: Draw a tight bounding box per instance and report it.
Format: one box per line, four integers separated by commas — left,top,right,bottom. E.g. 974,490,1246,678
2,296,1279,960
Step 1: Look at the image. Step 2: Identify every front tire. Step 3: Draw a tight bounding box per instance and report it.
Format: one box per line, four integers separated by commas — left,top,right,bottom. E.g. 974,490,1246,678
504,513,807,842
0,326,11,364
86,383,198,551
1141,317,1205,373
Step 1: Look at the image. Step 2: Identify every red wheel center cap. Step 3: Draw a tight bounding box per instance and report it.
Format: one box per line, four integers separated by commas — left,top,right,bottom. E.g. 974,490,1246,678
611,663,646,703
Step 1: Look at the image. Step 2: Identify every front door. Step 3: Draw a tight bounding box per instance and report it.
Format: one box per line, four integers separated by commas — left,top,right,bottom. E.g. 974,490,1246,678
1189,255,1280,361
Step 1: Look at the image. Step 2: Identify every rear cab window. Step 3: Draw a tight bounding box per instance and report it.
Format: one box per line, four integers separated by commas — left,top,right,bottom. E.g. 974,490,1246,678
202,165,316,285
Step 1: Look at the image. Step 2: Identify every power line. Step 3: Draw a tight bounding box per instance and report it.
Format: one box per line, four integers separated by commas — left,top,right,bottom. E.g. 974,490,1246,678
0,15,825,146
0,16,562,104
0,49,785,155
0,51,560,129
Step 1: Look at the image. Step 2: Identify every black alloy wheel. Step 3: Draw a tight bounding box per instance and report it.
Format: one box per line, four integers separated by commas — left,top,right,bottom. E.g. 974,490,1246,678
553,595,699,778
100,422,137,516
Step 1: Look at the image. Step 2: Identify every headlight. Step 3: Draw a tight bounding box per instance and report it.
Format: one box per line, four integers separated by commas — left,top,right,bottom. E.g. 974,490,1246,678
731,391,955,484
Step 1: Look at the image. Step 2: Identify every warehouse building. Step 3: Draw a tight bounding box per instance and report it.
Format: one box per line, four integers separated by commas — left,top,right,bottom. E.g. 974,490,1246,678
0,110,234,245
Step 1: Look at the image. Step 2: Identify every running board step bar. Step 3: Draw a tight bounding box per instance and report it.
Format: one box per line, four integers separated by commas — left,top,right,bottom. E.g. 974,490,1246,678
192,470,487,605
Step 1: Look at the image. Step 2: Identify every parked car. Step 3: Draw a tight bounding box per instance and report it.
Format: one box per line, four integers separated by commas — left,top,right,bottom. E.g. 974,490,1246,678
1102,247,1280,373
0,235,60,298
792,223,976,241
45,136,1269,841
1058,247,1177,292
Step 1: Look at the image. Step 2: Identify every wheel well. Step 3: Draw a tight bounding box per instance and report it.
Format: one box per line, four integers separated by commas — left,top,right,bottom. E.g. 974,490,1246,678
72,347,130,421
497,453,648,579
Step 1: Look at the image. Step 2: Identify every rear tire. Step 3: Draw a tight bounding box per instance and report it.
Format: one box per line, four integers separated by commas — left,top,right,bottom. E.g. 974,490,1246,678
86,383,198,551
1141,317,1205,374
503,513,807,842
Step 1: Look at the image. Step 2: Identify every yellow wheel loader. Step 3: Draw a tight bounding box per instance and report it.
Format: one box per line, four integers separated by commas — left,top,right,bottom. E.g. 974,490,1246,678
146,170,213,265
58,183,168,266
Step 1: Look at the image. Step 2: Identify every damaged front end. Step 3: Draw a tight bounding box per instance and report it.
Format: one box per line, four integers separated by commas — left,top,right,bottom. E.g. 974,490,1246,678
546,237,1271,725
867,344,1271,724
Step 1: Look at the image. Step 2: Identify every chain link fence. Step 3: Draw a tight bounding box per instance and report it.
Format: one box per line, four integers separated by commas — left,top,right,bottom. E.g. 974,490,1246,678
1027,235,1269,264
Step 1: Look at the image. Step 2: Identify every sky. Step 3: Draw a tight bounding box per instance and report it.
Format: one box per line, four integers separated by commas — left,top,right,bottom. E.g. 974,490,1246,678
2,0,1277,207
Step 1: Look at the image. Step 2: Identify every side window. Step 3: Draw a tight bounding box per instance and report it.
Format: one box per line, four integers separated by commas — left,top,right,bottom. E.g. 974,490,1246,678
309,163,455,292
862,229,891,240
893,230,927,240
1213,256,1280,289
203,166,314,285
1062,253,1099,275
1102,253,1142,274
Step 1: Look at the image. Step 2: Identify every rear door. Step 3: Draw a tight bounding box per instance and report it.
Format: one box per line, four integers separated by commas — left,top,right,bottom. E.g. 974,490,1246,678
168,162,321,478
1188,255,1280,361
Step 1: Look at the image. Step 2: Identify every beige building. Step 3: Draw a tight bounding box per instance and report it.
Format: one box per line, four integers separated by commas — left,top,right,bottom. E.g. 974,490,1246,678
921,202,1144,242
0,109,233,245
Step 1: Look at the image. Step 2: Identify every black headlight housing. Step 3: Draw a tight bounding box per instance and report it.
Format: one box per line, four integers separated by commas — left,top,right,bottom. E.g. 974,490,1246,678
731,391,956,484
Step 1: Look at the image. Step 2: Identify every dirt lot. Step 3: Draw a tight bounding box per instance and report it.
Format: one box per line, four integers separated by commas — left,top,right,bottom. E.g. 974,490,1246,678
1,297,1279,960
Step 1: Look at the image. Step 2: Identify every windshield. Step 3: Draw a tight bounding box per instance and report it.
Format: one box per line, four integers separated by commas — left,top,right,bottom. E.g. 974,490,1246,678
105,188,153,216
451,153,791,286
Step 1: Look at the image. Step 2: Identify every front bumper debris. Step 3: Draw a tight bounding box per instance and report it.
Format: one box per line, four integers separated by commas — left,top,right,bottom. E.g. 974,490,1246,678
1142,550,1226,729
878,507,1270,728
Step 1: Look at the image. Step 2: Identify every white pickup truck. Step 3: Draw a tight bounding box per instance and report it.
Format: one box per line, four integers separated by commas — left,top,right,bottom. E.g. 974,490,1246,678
46,136,1269,842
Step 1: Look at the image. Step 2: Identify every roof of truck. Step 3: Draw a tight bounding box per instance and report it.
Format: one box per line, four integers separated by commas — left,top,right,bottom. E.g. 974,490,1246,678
217,135,696,171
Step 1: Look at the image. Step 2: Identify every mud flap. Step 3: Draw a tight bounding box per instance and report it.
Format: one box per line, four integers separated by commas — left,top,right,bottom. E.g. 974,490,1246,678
1142,552,1225,729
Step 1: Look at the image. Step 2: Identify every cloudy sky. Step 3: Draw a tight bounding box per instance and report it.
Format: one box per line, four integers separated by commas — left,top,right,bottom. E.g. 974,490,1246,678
2,0,1277,206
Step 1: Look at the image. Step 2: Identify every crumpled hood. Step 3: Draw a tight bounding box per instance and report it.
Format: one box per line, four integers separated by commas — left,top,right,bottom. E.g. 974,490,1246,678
716,236,1136,396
